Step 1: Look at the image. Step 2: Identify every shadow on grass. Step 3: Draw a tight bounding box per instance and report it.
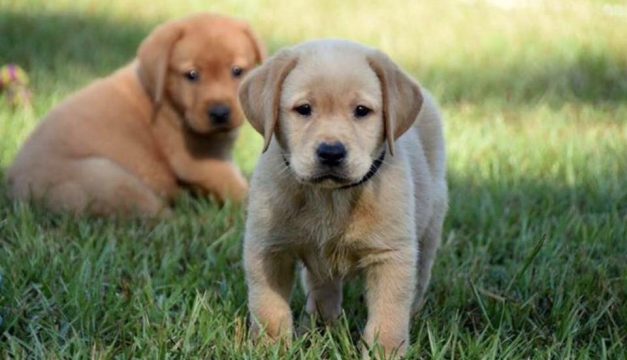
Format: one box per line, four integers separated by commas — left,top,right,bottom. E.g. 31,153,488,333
0,11,150,76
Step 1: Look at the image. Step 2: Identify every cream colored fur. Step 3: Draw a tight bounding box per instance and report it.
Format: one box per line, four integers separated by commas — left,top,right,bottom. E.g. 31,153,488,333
239,40,448,358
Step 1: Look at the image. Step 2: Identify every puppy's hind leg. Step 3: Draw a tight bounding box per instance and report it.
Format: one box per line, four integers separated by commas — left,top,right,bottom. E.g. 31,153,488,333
412,203,446,314
301,268,343,324
48,157,169,217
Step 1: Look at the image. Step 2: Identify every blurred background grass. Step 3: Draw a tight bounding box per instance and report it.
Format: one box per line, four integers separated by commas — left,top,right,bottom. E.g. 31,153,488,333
0,0,626,358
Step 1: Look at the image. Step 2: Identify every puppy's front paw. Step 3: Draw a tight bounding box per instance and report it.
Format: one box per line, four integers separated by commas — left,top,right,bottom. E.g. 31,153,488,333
248,309,293,346
229,178,249,204
362,324,408,359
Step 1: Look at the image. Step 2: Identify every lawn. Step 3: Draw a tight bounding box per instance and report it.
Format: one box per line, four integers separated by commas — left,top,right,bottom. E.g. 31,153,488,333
0,0,626,358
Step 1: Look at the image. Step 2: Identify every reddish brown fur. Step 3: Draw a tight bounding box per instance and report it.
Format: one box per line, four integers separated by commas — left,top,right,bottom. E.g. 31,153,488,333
7,13,265,217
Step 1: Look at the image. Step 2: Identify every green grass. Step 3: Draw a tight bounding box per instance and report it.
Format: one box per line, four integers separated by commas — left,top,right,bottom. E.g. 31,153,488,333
1,0,626,358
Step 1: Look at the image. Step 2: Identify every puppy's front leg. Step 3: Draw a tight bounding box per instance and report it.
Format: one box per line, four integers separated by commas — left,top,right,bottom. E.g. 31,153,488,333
185,159,248,204
244,242,295,344
363,253,416,358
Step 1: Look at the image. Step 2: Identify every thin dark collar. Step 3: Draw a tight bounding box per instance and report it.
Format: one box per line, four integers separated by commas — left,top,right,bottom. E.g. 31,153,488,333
340,149,386,189
282,149,386,190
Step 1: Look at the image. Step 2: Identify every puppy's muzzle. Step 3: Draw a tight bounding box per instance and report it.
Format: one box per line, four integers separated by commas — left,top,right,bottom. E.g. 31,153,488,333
208,104,231,126
316,142,347,167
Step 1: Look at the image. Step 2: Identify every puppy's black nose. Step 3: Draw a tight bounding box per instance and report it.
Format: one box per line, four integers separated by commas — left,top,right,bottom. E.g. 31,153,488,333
316,142,347,166
209,105,231,125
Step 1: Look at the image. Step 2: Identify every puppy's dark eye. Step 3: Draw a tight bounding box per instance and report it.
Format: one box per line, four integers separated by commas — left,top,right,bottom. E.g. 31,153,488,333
184,69,200,82
232,66,244,78
294,104,312,117
354,105,372,118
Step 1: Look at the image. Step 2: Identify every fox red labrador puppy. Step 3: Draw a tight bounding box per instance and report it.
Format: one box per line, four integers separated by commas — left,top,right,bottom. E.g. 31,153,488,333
7,13,265,217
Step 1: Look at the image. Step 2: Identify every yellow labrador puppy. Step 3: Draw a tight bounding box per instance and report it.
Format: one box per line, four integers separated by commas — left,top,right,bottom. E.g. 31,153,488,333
239,40,448,357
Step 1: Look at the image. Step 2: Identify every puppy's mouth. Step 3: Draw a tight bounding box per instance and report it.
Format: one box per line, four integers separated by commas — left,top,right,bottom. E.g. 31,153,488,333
308,173,352,185
183,117,236,135
302,165,362,187
283,155,354,186
212,124,235,133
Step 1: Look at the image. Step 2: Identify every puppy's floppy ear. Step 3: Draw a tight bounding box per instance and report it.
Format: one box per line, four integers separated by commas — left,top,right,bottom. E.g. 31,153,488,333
367,50,423,156
137,21,184,105
239,49,298,152
241,23,267,64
